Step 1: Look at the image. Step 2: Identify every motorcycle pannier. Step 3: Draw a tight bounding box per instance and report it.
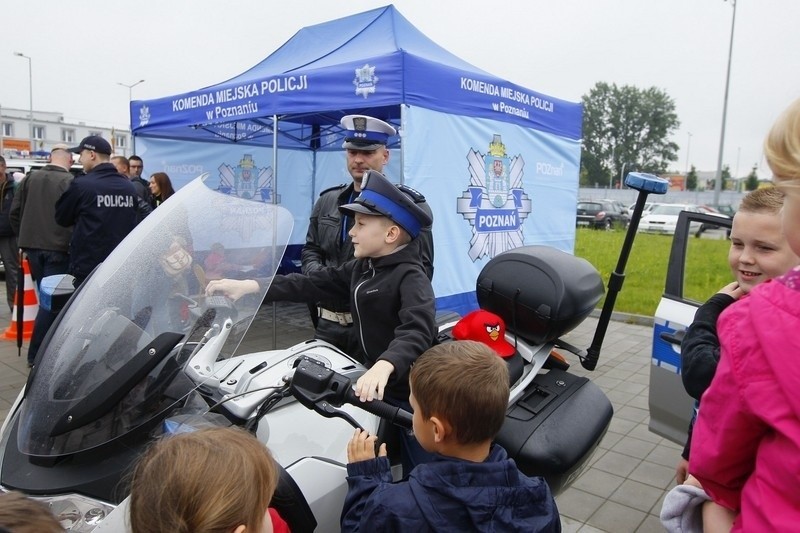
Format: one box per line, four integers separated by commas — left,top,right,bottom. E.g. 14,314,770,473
476,245,604,346
496,368,613,494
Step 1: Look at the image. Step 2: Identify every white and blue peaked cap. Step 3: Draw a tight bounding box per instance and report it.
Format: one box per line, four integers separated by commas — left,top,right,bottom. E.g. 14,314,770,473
341,115,397,151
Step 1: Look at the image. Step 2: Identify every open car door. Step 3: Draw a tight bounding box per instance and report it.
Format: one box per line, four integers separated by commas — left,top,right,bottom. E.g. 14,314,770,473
648,210,733,444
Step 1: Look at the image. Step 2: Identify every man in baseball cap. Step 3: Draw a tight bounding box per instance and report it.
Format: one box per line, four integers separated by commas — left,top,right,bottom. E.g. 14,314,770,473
56,134,137,287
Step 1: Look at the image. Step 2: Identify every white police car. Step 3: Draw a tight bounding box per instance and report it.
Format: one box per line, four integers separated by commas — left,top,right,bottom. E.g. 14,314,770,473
4,158,84,179
648,210,733,444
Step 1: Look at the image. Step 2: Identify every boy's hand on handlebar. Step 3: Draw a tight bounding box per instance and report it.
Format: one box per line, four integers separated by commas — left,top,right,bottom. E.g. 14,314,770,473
205,279,260,301
355,360,395,402
347,429,387,464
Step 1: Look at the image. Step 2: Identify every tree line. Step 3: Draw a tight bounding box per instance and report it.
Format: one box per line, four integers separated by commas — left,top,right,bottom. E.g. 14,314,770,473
580,82,761,191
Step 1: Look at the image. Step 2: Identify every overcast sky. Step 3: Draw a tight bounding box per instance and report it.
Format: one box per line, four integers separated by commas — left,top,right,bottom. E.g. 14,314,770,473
2,0,797,178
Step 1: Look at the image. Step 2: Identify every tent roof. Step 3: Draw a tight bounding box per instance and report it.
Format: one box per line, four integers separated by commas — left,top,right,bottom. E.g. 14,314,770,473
222,5,491,86
133,5,581,147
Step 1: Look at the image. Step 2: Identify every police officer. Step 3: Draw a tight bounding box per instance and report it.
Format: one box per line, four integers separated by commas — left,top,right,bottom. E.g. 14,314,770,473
56,136,137,286
301,115,434,354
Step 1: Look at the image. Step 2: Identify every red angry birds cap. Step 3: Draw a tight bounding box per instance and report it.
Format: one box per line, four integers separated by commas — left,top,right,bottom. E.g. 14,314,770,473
452,309,516,358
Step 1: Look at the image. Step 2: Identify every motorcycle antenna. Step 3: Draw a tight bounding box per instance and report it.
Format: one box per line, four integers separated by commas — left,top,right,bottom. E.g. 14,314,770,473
581,172,669,371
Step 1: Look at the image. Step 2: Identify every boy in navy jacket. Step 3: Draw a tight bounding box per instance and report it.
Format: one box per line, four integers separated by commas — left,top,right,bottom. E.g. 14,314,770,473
341,340,561,532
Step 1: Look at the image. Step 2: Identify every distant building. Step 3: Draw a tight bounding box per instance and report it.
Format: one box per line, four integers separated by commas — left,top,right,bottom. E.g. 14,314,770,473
695,171,718,190
0,107,131,158
660,173,686,191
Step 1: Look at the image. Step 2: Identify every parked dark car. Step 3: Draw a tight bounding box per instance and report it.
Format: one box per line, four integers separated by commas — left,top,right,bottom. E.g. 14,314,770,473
576,199,629,230
708,204,736,217
695,205,733,237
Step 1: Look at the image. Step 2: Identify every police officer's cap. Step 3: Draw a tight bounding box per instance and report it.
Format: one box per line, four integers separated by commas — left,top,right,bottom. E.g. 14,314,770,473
68,135,112,155
340,170,432,239
341,115,396,151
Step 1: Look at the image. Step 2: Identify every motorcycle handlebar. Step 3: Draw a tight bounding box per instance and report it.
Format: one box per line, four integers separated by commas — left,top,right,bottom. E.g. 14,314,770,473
290,356,413,430
343,387,413,429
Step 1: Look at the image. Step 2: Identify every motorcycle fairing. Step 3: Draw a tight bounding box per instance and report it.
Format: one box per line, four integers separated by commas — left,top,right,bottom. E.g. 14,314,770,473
17,176,294,457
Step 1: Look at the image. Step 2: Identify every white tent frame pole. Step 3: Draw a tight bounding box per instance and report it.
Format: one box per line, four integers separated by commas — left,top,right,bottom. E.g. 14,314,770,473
271,114,279,349
399,104,406,184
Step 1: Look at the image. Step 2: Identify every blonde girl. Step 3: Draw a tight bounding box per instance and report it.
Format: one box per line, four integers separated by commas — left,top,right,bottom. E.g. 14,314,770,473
129,427,280,533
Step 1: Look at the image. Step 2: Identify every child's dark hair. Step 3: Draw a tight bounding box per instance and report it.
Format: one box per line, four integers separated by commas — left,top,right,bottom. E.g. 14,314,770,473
410,340,509,444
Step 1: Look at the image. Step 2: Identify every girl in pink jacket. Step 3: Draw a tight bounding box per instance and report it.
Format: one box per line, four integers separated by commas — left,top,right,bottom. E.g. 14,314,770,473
690,97,800,531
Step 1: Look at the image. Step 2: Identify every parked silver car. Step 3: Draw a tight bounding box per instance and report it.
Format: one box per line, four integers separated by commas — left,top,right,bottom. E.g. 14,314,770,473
638,204,702,235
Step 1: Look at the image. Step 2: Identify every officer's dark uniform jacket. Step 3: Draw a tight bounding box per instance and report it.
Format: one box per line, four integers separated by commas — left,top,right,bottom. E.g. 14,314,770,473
130,177,153,222
267,242,436,405
302,184,359,278
10,164,73,251
55,162,137,280
131,176,152,204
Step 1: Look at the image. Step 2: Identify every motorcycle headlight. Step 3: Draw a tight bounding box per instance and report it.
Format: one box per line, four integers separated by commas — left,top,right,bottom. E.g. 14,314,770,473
29,493,116,532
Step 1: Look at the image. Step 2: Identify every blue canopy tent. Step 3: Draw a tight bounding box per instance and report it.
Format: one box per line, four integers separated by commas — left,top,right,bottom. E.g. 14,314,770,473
132,4,582,314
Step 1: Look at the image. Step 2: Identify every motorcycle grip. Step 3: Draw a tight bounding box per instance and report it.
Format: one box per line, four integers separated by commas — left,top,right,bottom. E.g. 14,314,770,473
344,388,413,429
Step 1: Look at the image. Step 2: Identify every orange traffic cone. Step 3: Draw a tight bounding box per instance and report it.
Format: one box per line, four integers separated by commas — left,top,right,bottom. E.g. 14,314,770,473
3,258,37,341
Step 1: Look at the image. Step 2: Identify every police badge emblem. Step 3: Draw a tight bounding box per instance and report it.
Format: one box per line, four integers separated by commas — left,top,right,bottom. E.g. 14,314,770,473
138,105,151,128
353,64,379,99
485,135,511,208
217,154,276,202
456,135,533,261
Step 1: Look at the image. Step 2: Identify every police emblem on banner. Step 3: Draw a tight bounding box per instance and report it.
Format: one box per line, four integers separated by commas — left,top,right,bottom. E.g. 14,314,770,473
217,154,277,203
456,135,532,261
138,105,151,128
353,64,379,99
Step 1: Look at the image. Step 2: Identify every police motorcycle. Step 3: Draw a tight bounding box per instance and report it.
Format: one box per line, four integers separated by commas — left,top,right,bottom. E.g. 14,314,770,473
0,173,667,532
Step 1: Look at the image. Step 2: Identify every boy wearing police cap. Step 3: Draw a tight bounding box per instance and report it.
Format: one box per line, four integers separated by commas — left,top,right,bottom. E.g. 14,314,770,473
301,115,434,355
207,169,436,468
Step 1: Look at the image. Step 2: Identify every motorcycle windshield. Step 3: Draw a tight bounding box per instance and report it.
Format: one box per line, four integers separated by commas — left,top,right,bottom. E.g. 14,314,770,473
17,176,293,456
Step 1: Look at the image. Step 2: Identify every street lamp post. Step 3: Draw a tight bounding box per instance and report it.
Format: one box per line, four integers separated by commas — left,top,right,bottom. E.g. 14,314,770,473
117,79,145,154
620,162,628,189
685,132,693,174
13,52,33,155
609,144,615,189
713,0,737,205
